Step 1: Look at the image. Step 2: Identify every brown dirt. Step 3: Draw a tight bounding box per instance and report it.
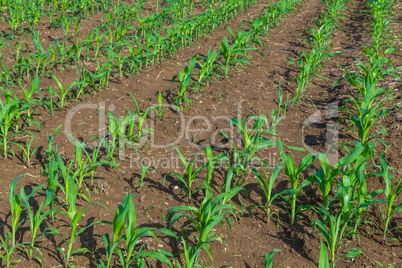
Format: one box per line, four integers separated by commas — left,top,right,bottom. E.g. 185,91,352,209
0,0,401,267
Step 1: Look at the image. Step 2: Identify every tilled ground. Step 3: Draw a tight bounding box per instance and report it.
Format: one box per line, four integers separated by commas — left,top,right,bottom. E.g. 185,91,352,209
0,0,401,267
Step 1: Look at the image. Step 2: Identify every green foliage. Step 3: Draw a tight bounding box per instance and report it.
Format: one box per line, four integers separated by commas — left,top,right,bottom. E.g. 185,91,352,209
251,161,283,222
375,154,402,245
164,146,204,202
13,135,38,169
50,74,78,109
20,188,60,264
264,249,281,268
44,177,109,267
278,140,316,225
172,55,197,108
168,190,238,267
100,193,175,268
136,164,156,192
0,91,29,159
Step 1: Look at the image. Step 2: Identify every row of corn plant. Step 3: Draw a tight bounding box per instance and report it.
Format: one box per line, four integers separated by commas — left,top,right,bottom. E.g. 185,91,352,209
170,0,304,108
297,1,401,264
0,0,264,111
336,0,401,149
287,0,348,106
334,0,401,249
0,0,145,37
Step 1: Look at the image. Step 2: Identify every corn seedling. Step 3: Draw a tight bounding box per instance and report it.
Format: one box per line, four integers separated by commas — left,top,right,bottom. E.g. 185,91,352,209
264,249,281,268
171,55,197,108
203,146,229,191
13,135,38,169
219,27,261,79
9,175,43,247
67,134,112,191
43,124,62,169
20,188,60,264
164,146,204,202
312,201,364,268
0,230,25,267
44,177,109,267
18,76,43,122
50,74,78,109
338,60,401,147
197,48,220,89
44,160,60,223
130,93,154,141
168,190,238,266
154,91,179,120
100,193,175,268
136,164,156,192
376,154,402,245
0,91,29,159
107,112,131,158
251,160,283,223
372,260,395,268
334,142,382,238
278,140,316,225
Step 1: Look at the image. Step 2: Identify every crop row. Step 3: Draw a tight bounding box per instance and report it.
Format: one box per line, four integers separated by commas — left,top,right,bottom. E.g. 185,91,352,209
0,0,401,267
0,0,263,160
0,0,209,37
170,0,305,107
287,0,347,106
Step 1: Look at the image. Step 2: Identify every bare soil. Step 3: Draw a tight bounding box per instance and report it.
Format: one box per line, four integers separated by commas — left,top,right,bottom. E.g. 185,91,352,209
0,0,401,267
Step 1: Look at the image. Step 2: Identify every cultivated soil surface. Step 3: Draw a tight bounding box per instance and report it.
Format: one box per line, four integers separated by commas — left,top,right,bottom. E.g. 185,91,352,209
0,0,401,267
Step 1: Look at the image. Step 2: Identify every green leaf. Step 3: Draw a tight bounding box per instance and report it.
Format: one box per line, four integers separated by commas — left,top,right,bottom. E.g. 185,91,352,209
318,241,330,268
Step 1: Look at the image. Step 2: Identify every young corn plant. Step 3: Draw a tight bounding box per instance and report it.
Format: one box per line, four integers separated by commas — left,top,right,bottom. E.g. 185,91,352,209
107,112,132,159
9,175,43,248
66,134,112,192
168,190,238,267
312,202,364,268
219,29,256,79
279,140,316,225
203,146,229,192
43,124,63,170
136,164,156,192
44,177,109,268
50,74,78,109
130,93,155,142
0,231,24,268
0,91,29,159
164,146,204,202
44,160,60,223
18,76,43,122
0,177,31,268
100,193,175,268
222,114,277,166
154,91,167,120
338,60,401,147
250,160,283,223
20,188,60,265
264,249,281,268
171,55,197,108
153,92,180,121
87,135,116,182
197,48,219,89
311,146,370,210
376,154,402,246
333,141,382,238
13,135,39,169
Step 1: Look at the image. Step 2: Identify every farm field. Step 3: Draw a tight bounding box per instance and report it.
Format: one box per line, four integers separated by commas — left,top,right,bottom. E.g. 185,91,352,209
0,0,401,267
